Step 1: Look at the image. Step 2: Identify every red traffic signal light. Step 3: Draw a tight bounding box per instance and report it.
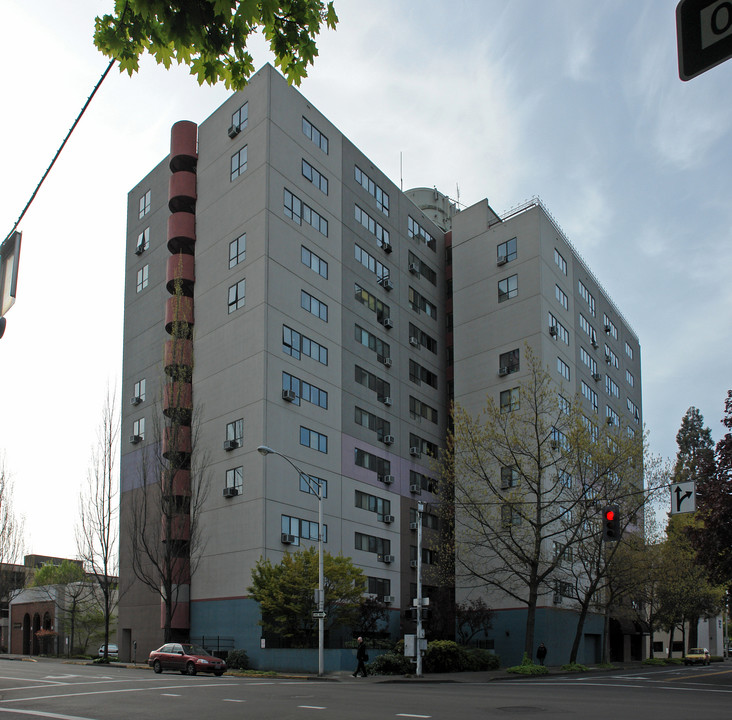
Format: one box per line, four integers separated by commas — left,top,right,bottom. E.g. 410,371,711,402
602,504,620,542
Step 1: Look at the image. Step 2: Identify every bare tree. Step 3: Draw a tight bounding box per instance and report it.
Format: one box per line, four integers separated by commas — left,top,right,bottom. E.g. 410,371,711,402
0,454,26,650
446,348,590,658
76,389,119,662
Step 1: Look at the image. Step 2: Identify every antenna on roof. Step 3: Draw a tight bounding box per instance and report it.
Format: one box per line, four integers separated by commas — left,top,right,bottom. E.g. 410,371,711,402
400,152,403,192
456,183,460,208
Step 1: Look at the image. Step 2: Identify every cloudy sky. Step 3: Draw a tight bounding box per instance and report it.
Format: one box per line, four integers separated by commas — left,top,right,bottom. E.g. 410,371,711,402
1,0,730,559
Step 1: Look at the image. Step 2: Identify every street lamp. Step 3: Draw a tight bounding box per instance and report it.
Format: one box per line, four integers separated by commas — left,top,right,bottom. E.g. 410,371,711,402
257,445,324,677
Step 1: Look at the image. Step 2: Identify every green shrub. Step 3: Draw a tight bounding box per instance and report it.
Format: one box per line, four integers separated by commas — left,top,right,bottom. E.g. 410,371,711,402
368,652,414,675
463,647,500,671
561,662,588,672
642,657,666,665
423,641,470,673
506,652,549,675
226,649,249,670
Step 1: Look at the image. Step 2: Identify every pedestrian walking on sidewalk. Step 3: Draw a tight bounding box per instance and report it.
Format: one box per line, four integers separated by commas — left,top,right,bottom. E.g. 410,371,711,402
353,637,369,677
537,642,547,665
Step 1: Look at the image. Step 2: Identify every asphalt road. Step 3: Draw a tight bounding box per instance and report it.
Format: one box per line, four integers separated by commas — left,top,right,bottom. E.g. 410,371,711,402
0,659,730,720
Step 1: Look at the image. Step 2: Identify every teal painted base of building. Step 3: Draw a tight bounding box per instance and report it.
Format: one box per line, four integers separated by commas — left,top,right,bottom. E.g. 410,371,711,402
487,606,604,667
190,598,392,673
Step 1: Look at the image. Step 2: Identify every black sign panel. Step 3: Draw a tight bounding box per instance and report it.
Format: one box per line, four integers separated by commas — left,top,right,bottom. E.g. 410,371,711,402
677,0,732,80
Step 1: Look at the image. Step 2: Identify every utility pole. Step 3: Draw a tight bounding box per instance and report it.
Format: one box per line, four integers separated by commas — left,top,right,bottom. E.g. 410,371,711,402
416,500,425,677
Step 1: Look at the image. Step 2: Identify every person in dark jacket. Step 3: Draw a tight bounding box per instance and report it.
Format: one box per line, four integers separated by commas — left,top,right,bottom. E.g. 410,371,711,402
537,642,547,665
353,637,368,677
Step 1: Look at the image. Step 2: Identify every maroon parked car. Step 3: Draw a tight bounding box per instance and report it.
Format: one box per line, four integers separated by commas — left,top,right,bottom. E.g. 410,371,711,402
148,643,227,676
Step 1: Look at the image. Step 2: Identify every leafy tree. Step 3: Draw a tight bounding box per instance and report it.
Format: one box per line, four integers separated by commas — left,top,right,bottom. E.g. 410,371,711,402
93,0,338,89
672,407,714,486
356,595,390,639
656,514,724,656
690,390,732,585
32,560,90,656
76,390,119,663
248,547,364,646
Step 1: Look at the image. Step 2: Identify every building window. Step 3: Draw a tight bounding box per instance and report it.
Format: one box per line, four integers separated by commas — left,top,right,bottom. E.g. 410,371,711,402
136,265,149,292
606,406,619,426
408,359,437,389
501,466,519,489
228,279,246,313
555,284,568,310
282,371,328,409
580,347,598,375
554,248,567,274
501,503,522,527
410,507,439,530
499,348,520,374
557,357,570,381
302,116,329,153
548,312,570,345
355,490,391,520
355,407,391,439
498,274,518,302
133,378,146,402
300,426,327,453
133,417,145,440
301,290,328,322
407,251,437,285
232,101,248,131
231,146,248,181
583,415,599,441
500,387,520,413
409,396,438,424
410,546,438,565
581,381,598,412
300,474,327,498
355,244,390,280
226,466,243,491
578,279,596,316
605,376,619,398
302,246,328,278
302,158,328,195
354,324,390,360
138,190,151,219
626,369,634,387
355,532,390,556
407,216,436,251
226,419,243,446
355,204,390,248
285,189,328,236
558,394,571,414
355,365,390,400
355,166,389,215
410,469,438,493
579,314,597,346
409,323,437,354
355,283,390,321
282,324,328,365
559,469,572,488
367,577,391,597
409,286,437,318
603,313,618,340
355,448,391,476
497,237,517,264
136,227,150,253
409,433,439,458
229,234,246,268
625,341,634,360
282,515,326,546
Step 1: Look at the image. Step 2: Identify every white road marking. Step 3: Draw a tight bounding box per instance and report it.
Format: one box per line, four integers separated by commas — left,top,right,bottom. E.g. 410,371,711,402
298,706,327,710
223,699,245,703
0,708,97,720
396,715,432,718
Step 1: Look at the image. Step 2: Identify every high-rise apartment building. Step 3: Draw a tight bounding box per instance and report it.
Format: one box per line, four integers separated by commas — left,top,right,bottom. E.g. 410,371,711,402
119,64,641,668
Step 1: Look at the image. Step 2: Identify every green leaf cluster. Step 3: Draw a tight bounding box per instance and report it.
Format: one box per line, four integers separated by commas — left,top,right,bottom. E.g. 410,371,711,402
248,546,364,645
93,0,338,89
32,560,86,587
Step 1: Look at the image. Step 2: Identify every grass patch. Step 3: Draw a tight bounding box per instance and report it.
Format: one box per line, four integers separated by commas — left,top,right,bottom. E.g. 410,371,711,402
506,652,550,676
229,669,279,677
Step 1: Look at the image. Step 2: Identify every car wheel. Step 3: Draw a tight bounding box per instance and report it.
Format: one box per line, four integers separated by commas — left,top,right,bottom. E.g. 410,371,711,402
153,660,162,674
186,661,197,676
214,670,224,677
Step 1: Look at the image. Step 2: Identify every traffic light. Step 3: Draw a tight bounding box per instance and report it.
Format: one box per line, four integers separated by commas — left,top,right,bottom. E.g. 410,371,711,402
601,505,620,542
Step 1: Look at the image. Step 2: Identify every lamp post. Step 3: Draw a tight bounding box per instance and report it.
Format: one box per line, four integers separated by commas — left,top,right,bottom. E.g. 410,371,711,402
257,445,324,677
